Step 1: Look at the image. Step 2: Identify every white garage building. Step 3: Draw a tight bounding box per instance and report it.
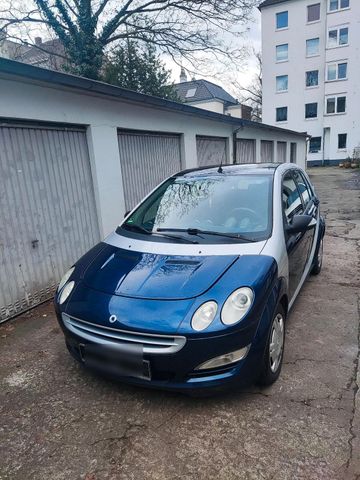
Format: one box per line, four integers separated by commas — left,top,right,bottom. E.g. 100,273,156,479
0,58,307,321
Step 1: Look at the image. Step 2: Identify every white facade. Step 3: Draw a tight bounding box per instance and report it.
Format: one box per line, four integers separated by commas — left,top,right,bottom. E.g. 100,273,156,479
186,99,247,118
261,0,360,165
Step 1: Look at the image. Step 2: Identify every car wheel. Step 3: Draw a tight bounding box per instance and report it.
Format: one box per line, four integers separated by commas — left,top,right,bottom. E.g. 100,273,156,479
311,237,323,275
257,305,286,386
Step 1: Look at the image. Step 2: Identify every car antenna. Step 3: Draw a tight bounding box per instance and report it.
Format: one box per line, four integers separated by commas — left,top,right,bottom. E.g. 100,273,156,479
217,160,223,173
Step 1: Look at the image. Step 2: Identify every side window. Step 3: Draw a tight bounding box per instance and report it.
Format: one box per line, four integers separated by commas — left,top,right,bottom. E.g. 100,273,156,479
282,173,304,224
292,170,312,208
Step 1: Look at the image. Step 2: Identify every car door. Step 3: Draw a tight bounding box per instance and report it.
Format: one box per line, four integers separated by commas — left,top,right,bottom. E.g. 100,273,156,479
282,171,308,300
292,169,318,267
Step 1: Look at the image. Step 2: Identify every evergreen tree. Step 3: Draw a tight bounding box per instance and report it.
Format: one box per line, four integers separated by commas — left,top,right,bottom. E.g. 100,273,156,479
103,41,179,101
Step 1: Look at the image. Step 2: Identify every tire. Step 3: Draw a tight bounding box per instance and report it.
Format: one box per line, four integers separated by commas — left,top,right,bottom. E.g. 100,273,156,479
311,237,323,275
257,305,286,387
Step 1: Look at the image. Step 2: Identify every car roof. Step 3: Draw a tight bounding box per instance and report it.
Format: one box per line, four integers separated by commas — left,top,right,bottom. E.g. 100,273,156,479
176,163,289,179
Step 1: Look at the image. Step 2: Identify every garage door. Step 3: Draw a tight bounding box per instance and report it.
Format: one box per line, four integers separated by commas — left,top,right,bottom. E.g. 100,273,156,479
0,123,100,322
236,139,256,164
261,140,274,163
277,142,287,163
196,136,227,167
118,131,182,211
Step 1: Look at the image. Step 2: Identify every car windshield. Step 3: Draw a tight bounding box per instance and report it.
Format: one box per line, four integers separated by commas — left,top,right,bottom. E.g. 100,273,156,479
121,173,273,243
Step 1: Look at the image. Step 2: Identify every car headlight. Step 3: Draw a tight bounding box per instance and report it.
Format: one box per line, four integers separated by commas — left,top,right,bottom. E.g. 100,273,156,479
221,287,254,326
58,281,75,305
58,267,75,292
191,301,218,332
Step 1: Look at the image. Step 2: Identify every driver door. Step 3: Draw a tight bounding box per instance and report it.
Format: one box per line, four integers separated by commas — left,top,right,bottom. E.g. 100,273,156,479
282,171,308,299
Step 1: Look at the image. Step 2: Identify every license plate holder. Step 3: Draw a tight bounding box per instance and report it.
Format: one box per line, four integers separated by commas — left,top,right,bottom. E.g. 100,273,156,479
79,343,151,381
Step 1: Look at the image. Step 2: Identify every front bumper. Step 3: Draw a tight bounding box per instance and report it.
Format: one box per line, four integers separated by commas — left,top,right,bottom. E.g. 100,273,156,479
56,307,265,392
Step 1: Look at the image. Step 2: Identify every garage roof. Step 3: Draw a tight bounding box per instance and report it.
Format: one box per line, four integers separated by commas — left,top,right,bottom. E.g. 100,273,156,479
0,58,307,138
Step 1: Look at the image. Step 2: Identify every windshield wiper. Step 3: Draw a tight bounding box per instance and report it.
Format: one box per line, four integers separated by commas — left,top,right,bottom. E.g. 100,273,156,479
123,223,152,235
123,223,198,244
157,227,257,242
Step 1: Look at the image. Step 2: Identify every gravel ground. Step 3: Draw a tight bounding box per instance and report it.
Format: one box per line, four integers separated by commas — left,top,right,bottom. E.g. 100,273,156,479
0,167,359,480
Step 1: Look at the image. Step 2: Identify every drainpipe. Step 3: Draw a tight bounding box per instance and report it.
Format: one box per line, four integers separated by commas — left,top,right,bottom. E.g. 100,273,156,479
232,124,244,164
305,135,310,168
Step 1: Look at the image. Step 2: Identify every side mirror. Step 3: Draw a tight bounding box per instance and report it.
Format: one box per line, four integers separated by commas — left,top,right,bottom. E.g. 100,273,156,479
286,214,315,235
124,210,131,218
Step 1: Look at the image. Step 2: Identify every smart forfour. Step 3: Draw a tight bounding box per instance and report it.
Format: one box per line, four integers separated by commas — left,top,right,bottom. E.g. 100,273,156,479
54,163,325,393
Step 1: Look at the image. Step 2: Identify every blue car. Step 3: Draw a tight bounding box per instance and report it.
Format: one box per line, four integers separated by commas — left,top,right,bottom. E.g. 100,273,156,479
54,163,325,393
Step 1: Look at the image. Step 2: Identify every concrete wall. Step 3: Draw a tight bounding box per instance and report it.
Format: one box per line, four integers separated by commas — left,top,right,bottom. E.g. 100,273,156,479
0,75,306,237
261,0,360,165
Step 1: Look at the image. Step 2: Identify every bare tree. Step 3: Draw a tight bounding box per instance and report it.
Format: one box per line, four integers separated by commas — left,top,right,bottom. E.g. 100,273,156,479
0,0,258,80
233,49,262,122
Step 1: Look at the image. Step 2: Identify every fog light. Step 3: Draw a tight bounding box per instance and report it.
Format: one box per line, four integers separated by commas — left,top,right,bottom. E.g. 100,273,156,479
195,345,250,370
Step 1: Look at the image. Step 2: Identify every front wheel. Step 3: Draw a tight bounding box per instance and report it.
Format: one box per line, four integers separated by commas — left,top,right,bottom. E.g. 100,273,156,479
257,305,286,386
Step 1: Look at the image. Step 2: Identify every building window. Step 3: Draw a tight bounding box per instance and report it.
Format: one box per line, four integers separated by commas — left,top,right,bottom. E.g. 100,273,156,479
306,70,319,87
327,62,348,81
276,11,288,29
338,133,347,149
276,106,288,122
329,0,349,11
326,95,346,114
185,88,197,98
307,3,321,22
328,27,349,48
309,137,322,153
276,44,288,61
306,38,319,56
305,102,318,118
276,75,288,92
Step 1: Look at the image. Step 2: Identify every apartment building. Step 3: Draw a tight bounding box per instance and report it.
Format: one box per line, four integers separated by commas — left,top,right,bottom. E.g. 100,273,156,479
260,0,360,165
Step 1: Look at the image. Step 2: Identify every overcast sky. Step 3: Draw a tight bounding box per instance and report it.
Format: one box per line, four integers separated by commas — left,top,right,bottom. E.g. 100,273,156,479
166,7,261,99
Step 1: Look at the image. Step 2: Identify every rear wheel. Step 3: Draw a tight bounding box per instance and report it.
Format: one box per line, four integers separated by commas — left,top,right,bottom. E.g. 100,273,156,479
311,237,323,275
258,305,286,386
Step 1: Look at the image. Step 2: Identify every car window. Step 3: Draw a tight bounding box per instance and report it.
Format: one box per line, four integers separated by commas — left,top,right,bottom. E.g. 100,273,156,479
292,170,311,208
122,174,273,242
282,172,304,224
300,171,315,198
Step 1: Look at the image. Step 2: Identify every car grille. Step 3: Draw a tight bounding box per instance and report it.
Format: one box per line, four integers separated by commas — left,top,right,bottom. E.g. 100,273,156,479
61,313,186,354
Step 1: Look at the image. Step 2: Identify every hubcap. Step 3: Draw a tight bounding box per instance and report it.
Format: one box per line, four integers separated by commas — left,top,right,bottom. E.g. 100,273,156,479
269,314,285,373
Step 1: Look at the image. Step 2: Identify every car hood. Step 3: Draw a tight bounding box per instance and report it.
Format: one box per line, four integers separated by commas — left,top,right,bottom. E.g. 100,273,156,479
82,243,239,300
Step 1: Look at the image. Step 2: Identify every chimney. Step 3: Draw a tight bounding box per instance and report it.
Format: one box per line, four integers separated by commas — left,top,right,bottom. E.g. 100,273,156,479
35,37,42,46
180,67,187,83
